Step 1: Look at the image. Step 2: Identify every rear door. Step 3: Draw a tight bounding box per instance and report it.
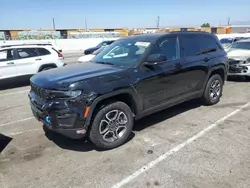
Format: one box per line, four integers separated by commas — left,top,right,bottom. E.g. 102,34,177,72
15,47,39,76
36,47,54,65
0,48,17,79
178,34,210,95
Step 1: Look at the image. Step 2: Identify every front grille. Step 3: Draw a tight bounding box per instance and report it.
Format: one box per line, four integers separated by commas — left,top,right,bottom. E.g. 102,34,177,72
30,82,49,99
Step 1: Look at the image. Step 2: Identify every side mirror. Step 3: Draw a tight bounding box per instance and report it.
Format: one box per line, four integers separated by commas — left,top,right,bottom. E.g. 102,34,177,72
144,54,167,65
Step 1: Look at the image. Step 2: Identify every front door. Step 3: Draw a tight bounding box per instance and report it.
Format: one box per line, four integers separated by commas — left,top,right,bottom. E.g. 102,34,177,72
0,48,17,79
135,36,185,110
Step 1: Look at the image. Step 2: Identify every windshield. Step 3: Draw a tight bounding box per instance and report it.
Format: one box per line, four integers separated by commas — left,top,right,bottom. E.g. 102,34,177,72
96,41,114,48
92,38,151,67
231,42,250,50
220,38,233,44
92,46,105,55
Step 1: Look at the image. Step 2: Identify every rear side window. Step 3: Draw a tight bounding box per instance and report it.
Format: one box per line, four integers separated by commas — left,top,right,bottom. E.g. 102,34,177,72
181,34,221,58
37,48,51,56
197,35,222,52
17,48,37,59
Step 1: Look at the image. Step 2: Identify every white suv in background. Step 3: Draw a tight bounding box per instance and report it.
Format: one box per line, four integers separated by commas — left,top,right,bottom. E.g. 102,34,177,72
0,45,65,80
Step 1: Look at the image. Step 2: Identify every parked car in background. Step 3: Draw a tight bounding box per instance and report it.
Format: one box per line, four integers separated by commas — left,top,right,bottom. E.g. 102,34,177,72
227,39,250,79
83,40,115,55
0,45,65,80
220,37,250,52
78,46,106,63
29,32,228,149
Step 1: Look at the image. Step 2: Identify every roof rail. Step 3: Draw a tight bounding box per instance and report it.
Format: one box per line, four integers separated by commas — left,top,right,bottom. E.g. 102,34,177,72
0,43,53,48
170,31,209,33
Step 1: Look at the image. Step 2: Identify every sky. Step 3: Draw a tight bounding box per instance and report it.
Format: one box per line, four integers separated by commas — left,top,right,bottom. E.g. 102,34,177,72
0,0,250,29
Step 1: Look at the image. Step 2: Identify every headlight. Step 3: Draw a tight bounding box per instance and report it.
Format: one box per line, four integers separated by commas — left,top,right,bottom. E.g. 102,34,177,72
242,58,250,64
49,90,82,99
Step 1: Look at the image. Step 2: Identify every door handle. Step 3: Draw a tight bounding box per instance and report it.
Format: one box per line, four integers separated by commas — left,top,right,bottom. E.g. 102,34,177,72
174,63,182,69
7,62,14,65
35,58,42,61
203,57,209,62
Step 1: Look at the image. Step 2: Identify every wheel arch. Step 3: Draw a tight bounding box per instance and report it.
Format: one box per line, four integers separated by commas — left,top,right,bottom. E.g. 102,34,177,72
38,63,57,72
85,89,140,127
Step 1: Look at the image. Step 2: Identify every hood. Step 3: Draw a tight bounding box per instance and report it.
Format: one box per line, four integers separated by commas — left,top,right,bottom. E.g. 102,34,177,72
78,54,95,62
31,62,124,89
85,47,99,52
227,49,250,60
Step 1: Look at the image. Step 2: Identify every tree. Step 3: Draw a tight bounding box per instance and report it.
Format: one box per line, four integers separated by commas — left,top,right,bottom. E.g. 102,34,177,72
201,23,210,27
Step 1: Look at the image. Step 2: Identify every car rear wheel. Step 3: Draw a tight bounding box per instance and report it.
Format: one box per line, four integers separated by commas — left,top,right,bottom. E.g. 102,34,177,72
89,102,134,149
202,74,223,105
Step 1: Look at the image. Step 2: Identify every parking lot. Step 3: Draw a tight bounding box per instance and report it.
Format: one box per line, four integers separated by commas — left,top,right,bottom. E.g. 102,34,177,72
0,54,250,188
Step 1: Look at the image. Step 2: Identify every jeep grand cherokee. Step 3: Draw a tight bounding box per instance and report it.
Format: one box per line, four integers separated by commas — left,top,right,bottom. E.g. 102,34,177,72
29,32,228,149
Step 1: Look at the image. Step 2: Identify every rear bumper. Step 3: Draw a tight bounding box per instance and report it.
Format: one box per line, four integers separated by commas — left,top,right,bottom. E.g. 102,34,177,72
29,92,88,139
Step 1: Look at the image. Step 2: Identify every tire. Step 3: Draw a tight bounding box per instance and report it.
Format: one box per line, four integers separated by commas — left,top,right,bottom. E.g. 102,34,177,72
202,74,223,105
89,101,134,149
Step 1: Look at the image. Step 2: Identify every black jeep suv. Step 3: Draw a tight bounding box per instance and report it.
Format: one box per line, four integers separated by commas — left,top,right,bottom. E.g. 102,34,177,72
29,32,228,149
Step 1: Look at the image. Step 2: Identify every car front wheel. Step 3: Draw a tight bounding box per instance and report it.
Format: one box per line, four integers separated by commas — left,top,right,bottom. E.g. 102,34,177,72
89,102,134,149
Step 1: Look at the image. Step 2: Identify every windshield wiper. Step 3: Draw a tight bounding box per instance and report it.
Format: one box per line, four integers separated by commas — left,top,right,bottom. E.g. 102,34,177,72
197,48,217,55
95,61,114,65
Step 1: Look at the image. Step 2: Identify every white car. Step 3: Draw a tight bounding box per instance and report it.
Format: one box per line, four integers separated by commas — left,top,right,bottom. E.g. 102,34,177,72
78,46,106,63
0,45,65,80
227,39,250,78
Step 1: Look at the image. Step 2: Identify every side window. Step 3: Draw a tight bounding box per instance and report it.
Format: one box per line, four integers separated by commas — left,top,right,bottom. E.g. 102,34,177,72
0,49,14,62
198,35,222,53
37,48,51,56
181,35,222,58
150,37,180,61
17,48,37,59
180,35,201,57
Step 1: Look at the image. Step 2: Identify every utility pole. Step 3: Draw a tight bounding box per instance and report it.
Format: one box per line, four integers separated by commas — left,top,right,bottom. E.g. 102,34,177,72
156,16,160,28
227,17,231,26
52,17,57,44
85,18,88,32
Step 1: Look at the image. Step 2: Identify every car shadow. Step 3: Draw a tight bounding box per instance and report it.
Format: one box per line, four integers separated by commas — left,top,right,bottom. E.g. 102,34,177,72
134,99,201,131
0,76,31,90
0,133,13,153
45,99,200,152
227,76,250,82
44,129,135,152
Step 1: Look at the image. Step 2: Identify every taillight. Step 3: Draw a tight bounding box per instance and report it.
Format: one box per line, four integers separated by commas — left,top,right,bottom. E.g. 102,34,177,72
58,53,63,57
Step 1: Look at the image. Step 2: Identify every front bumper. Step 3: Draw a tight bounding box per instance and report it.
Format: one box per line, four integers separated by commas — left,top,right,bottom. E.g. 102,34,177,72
228,64,250,76
29,91,88,139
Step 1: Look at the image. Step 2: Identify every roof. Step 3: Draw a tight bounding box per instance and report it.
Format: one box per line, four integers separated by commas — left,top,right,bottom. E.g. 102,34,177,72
120,31,213,41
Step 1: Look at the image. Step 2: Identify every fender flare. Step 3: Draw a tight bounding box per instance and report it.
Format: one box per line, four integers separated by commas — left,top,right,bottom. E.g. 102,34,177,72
203,65,227,90
38,63,57,72
85,88,140,126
